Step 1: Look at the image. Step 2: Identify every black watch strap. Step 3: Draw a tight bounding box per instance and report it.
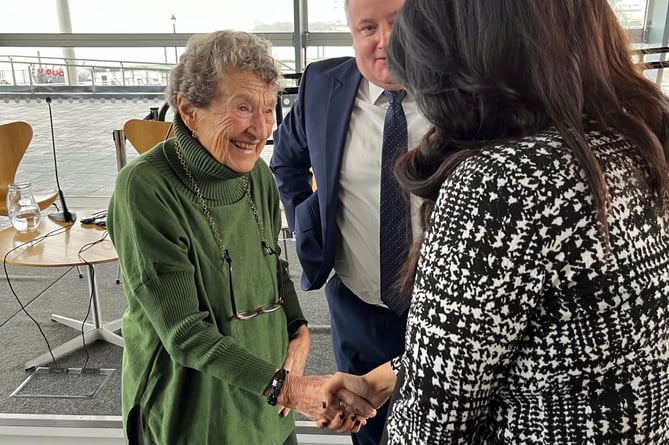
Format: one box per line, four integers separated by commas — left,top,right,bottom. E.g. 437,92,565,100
266,368,289,406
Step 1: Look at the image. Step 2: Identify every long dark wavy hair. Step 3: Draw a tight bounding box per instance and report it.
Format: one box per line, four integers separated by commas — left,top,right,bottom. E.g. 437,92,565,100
388,0,669,295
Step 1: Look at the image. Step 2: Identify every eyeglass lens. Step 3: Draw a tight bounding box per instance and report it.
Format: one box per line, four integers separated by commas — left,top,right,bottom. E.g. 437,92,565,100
228,247,284,321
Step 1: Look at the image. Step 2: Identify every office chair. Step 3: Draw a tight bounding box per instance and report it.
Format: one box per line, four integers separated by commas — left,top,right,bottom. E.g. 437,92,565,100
0,121,59,216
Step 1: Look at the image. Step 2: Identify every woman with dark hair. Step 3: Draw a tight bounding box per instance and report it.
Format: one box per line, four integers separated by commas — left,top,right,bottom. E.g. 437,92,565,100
321,0,669,443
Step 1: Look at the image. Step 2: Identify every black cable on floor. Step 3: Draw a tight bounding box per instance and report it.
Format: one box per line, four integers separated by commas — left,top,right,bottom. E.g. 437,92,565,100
0,266,74,329
76,230,111,371
2,224,72,369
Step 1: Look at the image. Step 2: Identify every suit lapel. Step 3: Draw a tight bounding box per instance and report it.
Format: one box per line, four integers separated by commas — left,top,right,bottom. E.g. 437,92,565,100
321,60,362,215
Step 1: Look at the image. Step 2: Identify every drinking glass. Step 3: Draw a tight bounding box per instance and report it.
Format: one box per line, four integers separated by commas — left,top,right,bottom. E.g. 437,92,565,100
7,182,41,232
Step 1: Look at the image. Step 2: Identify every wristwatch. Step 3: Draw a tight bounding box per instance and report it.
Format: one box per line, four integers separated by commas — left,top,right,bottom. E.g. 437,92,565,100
266,368,289,406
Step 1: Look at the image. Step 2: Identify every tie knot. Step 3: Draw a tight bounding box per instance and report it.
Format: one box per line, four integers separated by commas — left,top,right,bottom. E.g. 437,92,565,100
383,89,407,105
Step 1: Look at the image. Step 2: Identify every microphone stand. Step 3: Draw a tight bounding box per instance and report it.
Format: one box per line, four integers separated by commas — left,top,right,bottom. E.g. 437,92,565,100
45,97,77,223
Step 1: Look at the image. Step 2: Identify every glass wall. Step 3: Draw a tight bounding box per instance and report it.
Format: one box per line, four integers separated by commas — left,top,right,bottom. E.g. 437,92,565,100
0,0,667,88
609,0,648,30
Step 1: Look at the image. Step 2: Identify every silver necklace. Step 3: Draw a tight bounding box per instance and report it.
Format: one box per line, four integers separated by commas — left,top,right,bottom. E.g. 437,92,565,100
174,140,274,257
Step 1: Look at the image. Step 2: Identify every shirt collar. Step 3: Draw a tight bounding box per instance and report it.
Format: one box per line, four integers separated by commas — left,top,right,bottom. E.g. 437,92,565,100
367,80,386,105
366,79,410,106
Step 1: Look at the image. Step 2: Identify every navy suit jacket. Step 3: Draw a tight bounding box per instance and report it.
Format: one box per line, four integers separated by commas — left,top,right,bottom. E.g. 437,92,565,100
270,57,362,291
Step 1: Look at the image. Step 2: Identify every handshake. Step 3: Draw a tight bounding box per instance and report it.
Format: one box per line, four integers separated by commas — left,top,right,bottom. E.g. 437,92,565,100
279,362,396,433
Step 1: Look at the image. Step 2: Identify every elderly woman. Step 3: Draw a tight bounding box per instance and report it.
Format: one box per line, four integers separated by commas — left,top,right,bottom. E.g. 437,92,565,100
108,30,362,445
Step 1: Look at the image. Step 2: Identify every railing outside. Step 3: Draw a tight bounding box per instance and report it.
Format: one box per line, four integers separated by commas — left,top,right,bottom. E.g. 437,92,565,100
0,53,297,89
1,48,667,96
0,55,171,88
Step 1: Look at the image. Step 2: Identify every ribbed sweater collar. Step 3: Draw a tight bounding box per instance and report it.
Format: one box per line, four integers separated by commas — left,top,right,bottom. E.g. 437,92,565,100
165,113,249,204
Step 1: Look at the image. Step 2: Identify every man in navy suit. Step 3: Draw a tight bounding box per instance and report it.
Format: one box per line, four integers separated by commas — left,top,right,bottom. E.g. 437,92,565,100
270,0,430,443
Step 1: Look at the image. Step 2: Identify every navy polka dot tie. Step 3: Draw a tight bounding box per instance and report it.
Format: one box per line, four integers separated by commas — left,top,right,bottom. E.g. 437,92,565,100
380,89,410,314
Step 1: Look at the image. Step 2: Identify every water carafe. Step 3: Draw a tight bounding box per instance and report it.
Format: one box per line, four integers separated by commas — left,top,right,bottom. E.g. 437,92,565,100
7,182,41,232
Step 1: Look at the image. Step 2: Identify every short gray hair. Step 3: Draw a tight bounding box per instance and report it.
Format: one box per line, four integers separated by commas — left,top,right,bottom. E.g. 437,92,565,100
165,30,282,109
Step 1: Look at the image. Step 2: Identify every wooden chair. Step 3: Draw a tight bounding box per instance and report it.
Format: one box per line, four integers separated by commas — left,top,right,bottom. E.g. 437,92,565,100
114,119,175,171
123,119,174,155
0,121,59,216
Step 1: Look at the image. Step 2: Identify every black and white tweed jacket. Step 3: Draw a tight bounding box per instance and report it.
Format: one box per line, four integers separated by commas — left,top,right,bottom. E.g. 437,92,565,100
386,128,669,444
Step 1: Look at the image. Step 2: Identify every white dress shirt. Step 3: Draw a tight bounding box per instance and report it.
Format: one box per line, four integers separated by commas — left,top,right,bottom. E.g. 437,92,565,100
335,79,432,306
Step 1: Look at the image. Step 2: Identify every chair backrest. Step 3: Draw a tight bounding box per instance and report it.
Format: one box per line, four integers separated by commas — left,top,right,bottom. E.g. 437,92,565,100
0,121,33,214
123,119,174,155
0,121,58,215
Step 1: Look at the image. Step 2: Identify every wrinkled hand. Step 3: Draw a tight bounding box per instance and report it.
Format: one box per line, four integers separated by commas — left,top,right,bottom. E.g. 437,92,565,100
277,324,310,417
279,374,376,433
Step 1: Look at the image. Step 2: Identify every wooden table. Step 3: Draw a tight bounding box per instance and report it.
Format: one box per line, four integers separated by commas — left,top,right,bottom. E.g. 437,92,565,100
0,213,123,371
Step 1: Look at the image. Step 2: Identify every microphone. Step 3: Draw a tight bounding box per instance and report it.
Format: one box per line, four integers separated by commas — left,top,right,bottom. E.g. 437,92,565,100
45,97,77,223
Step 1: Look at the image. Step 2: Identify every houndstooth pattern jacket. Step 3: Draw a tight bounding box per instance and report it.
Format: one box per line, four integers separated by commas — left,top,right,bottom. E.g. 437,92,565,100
385,127,669,444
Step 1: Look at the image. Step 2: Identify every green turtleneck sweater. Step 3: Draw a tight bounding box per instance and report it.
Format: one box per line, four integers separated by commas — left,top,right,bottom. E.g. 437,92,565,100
107,116,306,445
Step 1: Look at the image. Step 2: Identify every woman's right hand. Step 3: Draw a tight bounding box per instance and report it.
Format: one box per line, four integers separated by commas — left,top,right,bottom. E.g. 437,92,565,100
323,362,398,415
